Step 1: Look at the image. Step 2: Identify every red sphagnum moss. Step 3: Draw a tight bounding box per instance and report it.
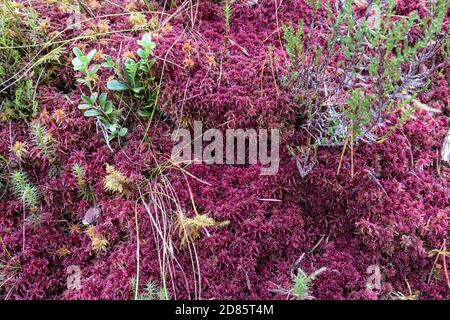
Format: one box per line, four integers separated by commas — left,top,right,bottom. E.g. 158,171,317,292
0,0,449,300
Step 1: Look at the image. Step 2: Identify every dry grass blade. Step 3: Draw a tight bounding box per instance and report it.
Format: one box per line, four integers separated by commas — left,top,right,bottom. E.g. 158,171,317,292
139,172,203,299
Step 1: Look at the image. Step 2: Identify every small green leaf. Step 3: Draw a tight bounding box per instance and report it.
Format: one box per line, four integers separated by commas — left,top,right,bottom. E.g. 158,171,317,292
72,58,82,69
138,34,154,48
137,48,145,59
103,101,113,114
101,55,114,68
132,86,144,94
98,93,108,106
107,80,129,91
73,47,83,58
86,49,97,64
81,95,93,104
138,109,152,117
78,104,91,110
118,127,128,137
89,64,100,76
108,123,118,132
84,109,102,117
90,92,99,102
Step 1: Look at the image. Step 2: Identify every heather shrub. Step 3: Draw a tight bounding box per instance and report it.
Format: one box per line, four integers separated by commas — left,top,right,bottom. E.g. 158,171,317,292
283,0,448,147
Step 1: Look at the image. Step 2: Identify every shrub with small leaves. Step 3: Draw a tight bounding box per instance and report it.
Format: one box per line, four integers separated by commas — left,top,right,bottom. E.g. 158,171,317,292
78,91,128,139
72,48,98,90
283,0,448,146
103,33,158,117
72,48,127,143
